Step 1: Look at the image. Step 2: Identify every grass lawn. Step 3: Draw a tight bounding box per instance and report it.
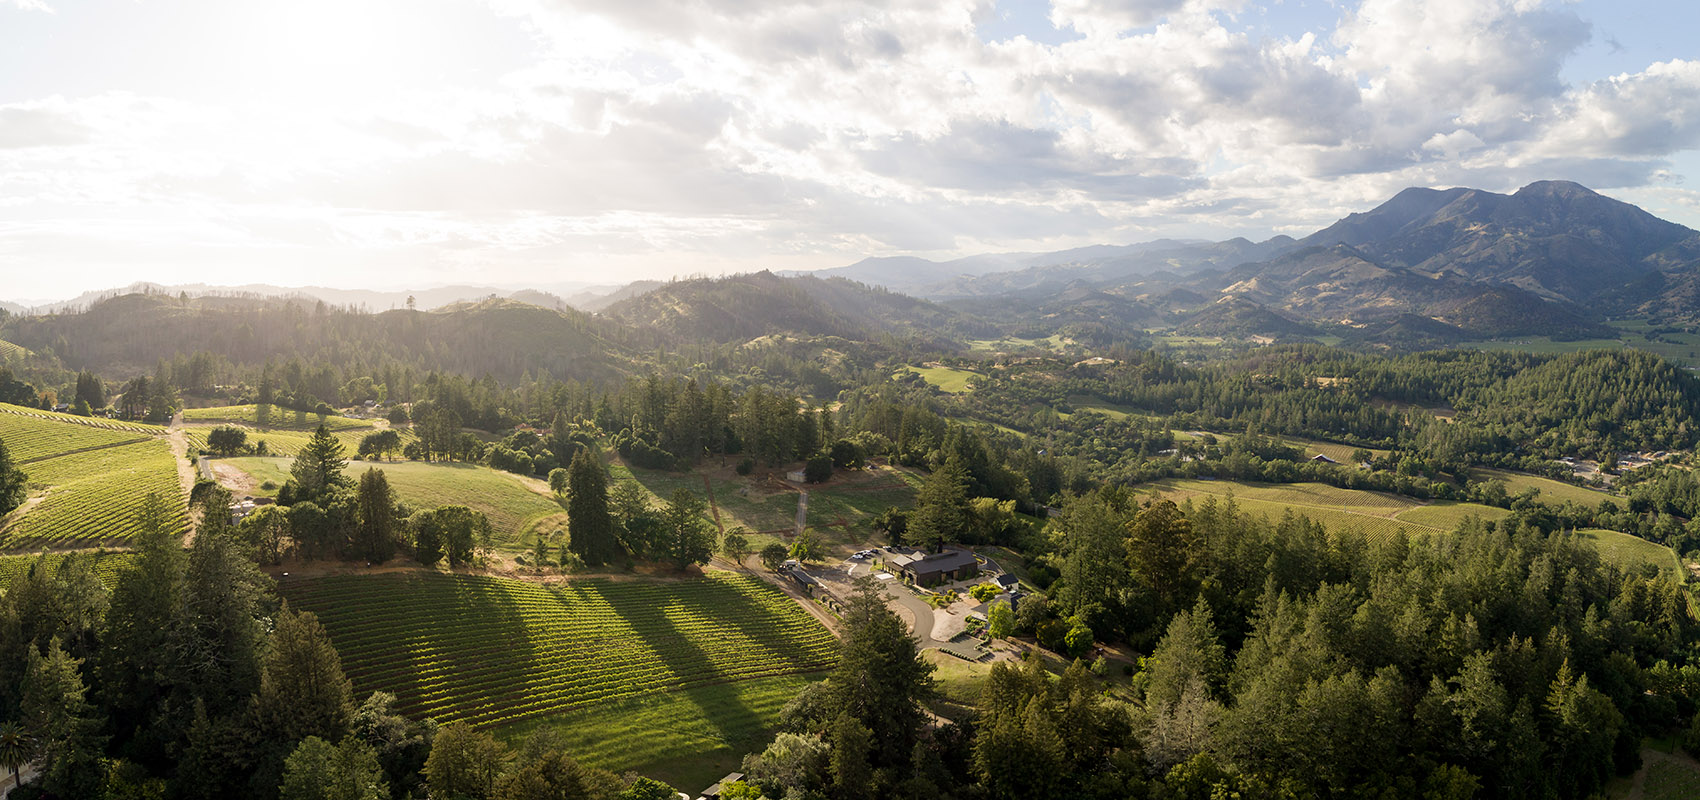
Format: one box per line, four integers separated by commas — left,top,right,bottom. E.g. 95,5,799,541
1475,468,1613,508
1576,529,1682,576
895,365,982,393
498,672,824,792
281,571,836,789
221,457,566,551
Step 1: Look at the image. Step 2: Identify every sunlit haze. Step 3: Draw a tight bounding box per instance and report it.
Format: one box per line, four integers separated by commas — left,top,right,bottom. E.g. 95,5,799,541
3,0,1700,301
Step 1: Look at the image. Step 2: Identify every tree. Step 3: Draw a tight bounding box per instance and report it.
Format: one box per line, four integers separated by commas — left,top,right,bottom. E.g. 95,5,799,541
610,480,661,559
825,581,936,767
872,506,908,545
618,777,679,800
721,528,750,567
908,460,969,552
289,425,351,502
0,439,24,517
280,736,390,800
1127,499,1198,615
239,504,292,565
988,599,1015,639
548,467,568,496
357,429,403,461
207,426,249,456
21,640,104,797
0,722,26,792
425,722,506,800
354,468,400,563
829,712,874,800
97,493,185,759
789,529,823,563
258,606,354,744
414,506,493,569
804,453,833,483
566,450,619,566
760,543,790,571
74,370,105,408
661,488,714,570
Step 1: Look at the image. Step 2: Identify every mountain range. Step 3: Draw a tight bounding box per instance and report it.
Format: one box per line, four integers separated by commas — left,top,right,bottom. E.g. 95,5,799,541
7,180,1698,354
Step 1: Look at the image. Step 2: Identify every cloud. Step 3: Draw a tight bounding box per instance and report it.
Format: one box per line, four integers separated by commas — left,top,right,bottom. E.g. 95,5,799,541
4,0,1700,297
2,0,52,11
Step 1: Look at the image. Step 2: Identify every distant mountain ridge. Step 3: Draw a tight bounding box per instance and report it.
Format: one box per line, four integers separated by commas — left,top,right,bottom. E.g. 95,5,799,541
5,282,592,315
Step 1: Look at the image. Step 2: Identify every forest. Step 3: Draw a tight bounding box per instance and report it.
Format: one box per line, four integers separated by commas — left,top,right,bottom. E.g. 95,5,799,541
5,286,1700,798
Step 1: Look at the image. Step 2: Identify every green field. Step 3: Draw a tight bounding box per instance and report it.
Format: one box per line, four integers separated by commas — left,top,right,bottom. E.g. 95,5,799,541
896,365,982,393
182,404,373,431
1476,468,1613,507
1,402,165,434
0,339,28,360
498,673,822,790
966,334,1069,353
3,439,188,550
222,457,564,550
614,462,918,553
1577,529,1682,576
0,549,138,590
280,571,836,787
186,425,413,458
1146,479,1507,540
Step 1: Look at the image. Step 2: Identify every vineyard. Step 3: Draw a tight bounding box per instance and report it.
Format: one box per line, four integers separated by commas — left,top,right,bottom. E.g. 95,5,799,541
0,406,154,463
280,572,838,730
0,339,27,360
181,404,374,431
3,439,188,550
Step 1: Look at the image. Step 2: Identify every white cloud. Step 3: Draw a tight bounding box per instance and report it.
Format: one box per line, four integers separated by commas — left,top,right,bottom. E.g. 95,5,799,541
1,0,1699,299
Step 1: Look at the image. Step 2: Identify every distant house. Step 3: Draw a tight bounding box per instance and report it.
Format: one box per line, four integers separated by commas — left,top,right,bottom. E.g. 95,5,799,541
52,403,69,413
785,469,806,483
698,773,745,800
1310,453,1338,464
882,547,979,588
993,573,1020,591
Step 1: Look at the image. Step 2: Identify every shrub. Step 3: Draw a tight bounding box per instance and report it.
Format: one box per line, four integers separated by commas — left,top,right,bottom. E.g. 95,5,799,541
969,583,1001,602
735,458,755,476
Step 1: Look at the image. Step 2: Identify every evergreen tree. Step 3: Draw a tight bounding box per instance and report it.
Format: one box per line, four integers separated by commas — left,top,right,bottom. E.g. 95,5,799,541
21,640,105,797
825,581,936,767
98,493,187,760
424,722,505,800
354,468,399,563
566,450,618,565
290,425,351,502
908,459,969,552
280,736,390,800
0,438,25,516
661,489,714,570
258,607,354,744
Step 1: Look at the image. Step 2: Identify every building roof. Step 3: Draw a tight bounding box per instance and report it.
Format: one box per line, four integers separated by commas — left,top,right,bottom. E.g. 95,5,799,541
904,549,977,576
993,573,1020,588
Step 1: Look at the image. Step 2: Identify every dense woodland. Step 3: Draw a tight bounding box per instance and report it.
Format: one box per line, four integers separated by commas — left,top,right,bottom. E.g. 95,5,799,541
6,283,1700,798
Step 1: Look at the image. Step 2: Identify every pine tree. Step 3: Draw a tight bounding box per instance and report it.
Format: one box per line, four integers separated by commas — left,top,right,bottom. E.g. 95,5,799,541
354,468,398,563
98,493,186,757
290,425,351,502
566,450,618,565
258,607,354,744
662,489,713,570
908,459,970,552
825,581,936,768
0,438,25,517
21,640,105,797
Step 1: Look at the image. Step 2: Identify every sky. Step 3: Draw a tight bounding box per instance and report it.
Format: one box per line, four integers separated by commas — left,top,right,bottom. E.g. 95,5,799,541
2,0,1699,301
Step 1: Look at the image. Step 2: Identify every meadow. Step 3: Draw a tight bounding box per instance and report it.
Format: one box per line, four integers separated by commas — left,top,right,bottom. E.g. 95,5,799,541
1475,468,1614,507
1144,478,1509,540
182,403,374,431
222,457,565,550
186,425,414,458
280,571,836,785
896,364,982,393
1576,529,1682,576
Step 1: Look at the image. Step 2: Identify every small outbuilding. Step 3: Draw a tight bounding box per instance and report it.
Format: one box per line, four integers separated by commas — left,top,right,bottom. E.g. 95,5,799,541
1310,453,1338,464
698,772,745,800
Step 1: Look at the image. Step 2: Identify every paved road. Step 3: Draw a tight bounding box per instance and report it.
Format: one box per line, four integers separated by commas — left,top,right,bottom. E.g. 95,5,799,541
841,559,938,644
2,764,38,799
